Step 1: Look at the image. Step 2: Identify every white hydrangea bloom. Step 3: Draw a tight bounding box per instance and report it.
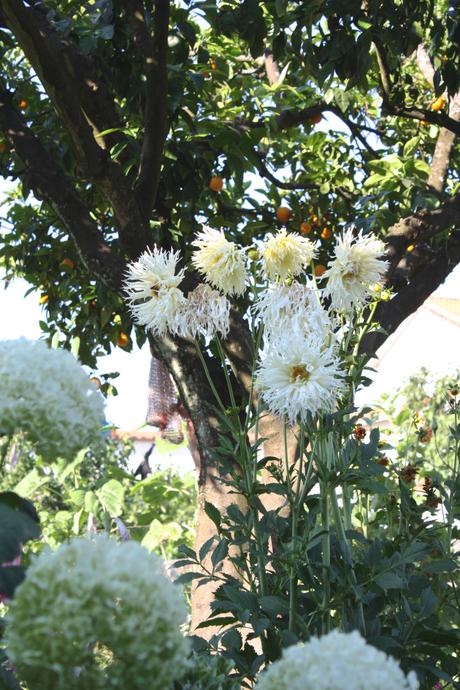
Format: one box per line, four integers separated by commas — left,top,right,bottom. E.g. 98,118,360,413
254,282,332,344
124,247,187,336
191,227,248,296
177,284,231,339
255,630,419,690
0,339,104,460
256,333,345,423
323,228,388,313
261,229,315,281
6,535,189,690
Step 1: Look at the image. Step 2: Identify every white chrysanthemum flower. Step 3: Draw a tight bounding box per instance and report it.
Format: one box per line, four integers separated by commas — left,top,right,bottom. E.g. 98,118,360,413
192,227,248,296
0,339,104,460
254,282,333,343
177,284,231,339
256,333,345,423
261,229,316,280
254,629,419,690
124,247,187,336
6,535,189,690
323,228,388,312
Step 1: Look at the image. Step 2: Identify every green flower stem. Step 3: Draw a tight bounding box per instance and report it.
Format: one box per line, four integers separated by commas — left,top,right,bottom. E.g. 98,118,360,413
320,479,331,634
288,423,306,633
330,487,366,634
194,340,228,418
446,403,459,555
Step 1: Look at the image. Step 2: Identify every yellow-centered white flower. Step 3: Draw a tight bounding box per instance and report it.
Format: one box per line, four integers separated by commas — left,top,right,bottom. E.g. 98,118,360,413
323,229,388,313
177,284,231,339
191,227,247,296
124,247,187,336
261,229,315,281
256,333,345,423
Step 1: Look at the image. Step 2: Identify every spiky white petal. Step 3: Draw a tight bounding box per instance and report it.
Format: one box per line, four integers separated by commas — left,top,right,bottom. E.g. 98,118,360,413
323,228,388,313
191,227,248,296
253,281,333,343
255,629,419,690
124,247,187,336
177,284,230,339
261,229,316,281
256,333,345,423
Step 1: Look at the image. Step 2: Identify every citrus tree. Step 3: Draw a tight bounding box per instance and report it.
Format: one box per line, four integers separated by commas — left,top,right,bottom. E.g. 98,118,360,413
1,0,460,624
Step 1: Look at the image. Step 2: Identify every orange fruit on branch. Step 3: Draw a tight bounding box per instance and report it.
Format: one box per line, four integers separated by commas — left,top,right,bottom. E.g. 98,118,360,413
314,264,326,277
60,258,75,270
209,176,223,192
19,98,28,110
300,221,312,235
276,206,291,224
431,96,446,112
320,227,332,240
117,332,129,347
39,294,49,305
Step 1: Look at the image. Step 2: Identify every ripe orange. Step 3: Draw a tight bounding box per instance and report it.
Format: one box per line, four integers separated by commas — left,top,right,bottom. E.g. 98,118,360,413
209,175,223,192
39,294,49,304
0,142,6,153
60,257,75,269
421,119,429,127
300,221,312,235
19,98,28,110
321,227,332,240
314,264,326,278
117,332,129,347
406,244,415,252
276,206,291,224
209,59,218,71
431,96,446,112
308,113,322,124
310,214,319,225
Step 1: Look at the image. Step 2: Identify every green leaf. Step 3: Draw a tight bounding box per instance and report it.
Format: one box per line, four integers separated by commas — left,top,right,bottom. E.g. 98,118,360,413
96,479,125,517
423,559,457,573
204,501,221,529
211,538,228,569
173,571,205,585
375,572,404,590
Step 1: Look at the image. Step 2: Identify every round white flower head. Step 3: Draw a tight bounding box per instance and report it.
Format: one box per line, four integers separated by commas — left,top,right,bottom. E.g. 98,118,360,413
256,333,345,423
254,629,419,690
0,338,104,460
191,226,248,296
124,247,187,336
177,284,231,339
323,228,388,313
261,229,316,281
6,535,189,690
254,282,332,344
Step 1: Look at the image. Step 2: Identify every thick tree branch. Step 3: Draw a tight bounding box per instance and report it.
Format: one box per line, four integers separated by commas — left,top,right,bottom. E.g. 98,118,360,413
130,0,170,216
0,89,126,290
0,0,151,258
385,191,460,273
362,231,460,354
264,49,280,85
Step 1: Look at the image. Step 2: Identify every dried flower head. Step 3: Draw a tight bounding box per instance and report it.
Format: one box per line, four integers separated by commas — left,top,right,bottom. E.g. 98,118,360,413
177,284,231,339
353,424,367,440
401,465,418,483
0,339,104,460
191,227,247,296
261,229,315,281
6,535,189,690
323,228,388,313
124,247,187,336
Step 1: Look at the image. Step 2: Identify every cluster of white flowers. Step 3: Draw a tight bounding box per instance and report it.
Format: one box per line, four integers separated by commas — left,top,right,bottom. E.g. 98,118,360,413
254,629,419,690
5,535,189,690
0,339,104,460
124,226,388,423
124,246,231,339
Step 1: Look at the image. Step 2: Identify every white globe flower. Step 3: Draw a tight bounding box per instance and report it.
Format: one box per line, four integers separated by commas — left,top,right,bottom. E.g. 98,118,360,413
256,333,345,423
323,228,388,313
261,229,316,281
0,338,104,460
124,246,187,336
191,227,248,296
253,282,333,344
6,535,189,690
254,630,419,690
177,284,231,339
